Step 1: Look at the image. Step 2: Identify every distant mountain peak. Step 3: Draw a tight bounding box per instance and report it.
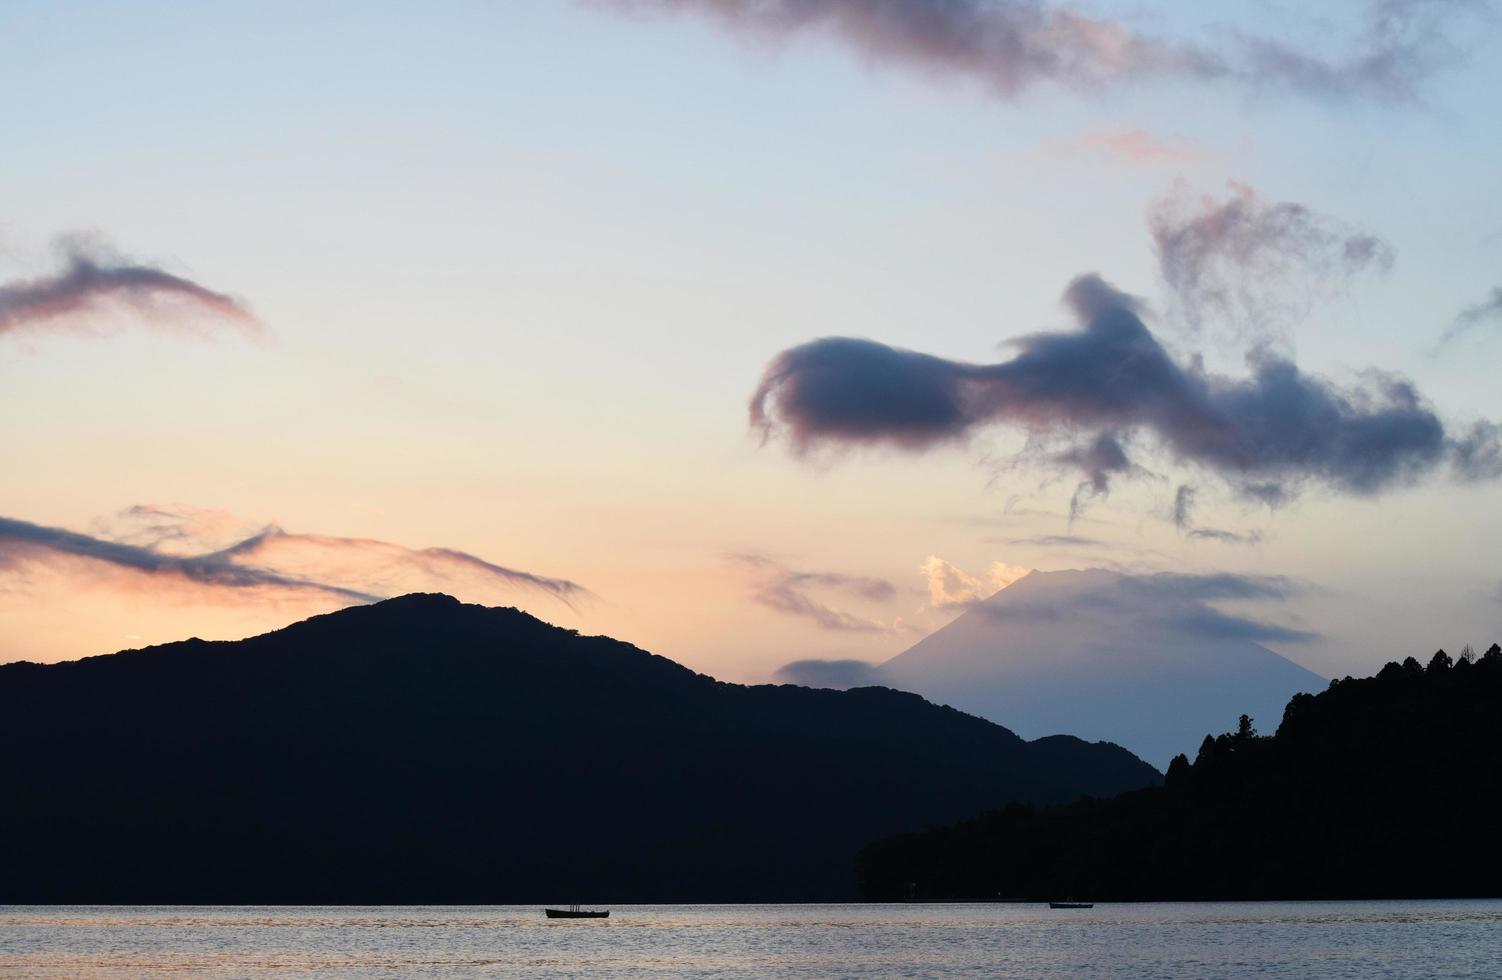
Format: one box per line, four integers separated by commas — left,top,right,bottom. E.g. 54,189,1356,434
980,566,1119,600
375,591,465,608
878,568,1324,767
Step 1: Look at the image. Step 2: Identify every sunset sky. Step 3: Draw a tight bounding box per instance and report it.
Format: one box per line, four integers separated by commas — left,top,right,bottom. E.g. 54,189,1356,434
2,0,1499,684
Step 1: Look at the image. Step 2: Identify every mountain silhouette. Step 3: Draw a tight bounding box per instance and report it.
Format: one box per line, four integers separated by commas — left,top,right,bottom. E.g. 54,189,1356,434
0,593,1157,903
857,644,1502,901
877,569,1325,767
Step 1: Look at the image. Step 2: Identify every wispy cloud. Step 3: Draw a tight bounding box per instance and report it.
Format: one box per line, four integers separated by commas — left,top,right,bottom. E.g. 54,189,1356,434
1228,0,1471,103
0,514,374,603
1171,484,1262,546
751,273,1494,505
1434,286,1502,351
0,237,258,342
728,552,899,631
1006,534,1104,547
1186,526,1263,545
592,0,1475,102
1150,180,1394,343
1138,571,1298,602
594,0,1216,97
0,506,588,610
1070,127,1205,164
1052,432,1138,520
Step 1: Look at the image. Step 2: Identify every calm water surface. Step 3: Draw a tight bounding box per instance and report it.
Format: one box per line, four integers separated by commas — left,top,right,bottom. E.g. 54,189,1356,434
2,901,1499,978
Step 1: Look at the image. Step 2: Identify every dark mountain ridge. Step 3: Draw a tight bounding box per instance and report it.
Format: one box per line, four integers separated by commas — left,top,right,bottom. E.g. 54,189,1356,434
1,594,1157,903
857,644,1502,901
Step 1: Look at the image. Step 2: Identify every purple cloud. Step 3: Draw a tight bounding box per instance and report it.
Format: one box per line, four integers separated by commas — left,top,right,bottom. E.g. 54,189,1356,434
594,0,1472,102
0,508,588,609
1150,181,1395,341
729,552,898,632
752,273,1493,503
0,239,258,341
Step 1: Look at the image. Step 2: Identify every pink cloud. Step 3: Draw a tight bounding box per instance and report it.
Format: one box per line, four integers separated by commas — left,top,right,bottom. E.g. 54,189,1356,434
1079,127,1201,163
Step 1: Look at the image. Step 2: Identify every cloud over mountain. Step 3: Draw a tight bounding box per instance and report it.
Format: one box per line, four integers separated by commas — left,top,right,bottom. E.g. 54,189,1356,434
774,657,885,688
0,515,373,604
0,506,587,609
953,570,1315,644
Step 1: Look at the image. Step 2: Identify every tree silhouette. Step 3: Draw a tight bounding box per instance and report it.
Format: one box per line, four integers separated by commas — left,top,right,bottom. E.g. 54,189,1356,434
857,638,1502,902
1165,753,1191,788
1196,734,1216,764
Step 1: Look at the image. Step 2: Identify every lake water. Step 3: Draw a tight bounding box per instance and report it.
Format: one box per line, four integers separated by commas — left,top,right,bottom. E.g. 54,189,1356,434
2,902,1500,977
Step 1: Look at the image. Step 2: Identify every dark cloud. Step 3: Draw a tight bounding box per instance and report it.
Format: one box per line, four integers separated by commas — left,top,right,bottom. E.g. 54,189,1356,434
752,273,1493,504
1172,484,1196,529
1187,526,1263,545
1449,421,1502,482
1131,572,1297,602
974,570,1318,643
594,0,1471,102
1167,606,1316,644
0,515,374,603
597,0,1217,97
1150,181,1395,341
0,509,587,609
750,337,981,453
0,239,258,341
728,553,896,631
1007,534,1105,547
1435,287,1502,350
1172,484,1262,545
773,657,886,690
1052,432,1137,519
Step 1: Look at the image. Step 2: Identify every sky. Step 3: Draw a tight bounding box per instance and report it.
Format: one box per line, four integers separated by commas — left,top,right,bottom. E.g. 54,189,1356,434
1,0,1500,684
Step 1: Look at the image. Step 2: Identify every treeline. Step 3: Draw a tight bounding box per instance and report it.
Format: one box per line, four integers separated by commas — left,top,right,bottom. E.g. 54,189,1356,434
857,644,1502,901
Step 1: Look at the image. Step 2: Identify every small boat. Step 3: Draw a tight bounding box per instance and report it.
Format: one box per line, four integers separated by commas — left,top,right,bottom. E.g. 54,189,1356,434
1048,901,1094,909
544,905,610,919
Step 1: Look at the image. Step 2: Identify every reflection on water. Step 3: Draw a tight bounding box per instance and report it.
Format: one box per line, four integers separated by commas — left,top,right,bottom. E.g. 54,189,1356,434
2,901,1500,977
